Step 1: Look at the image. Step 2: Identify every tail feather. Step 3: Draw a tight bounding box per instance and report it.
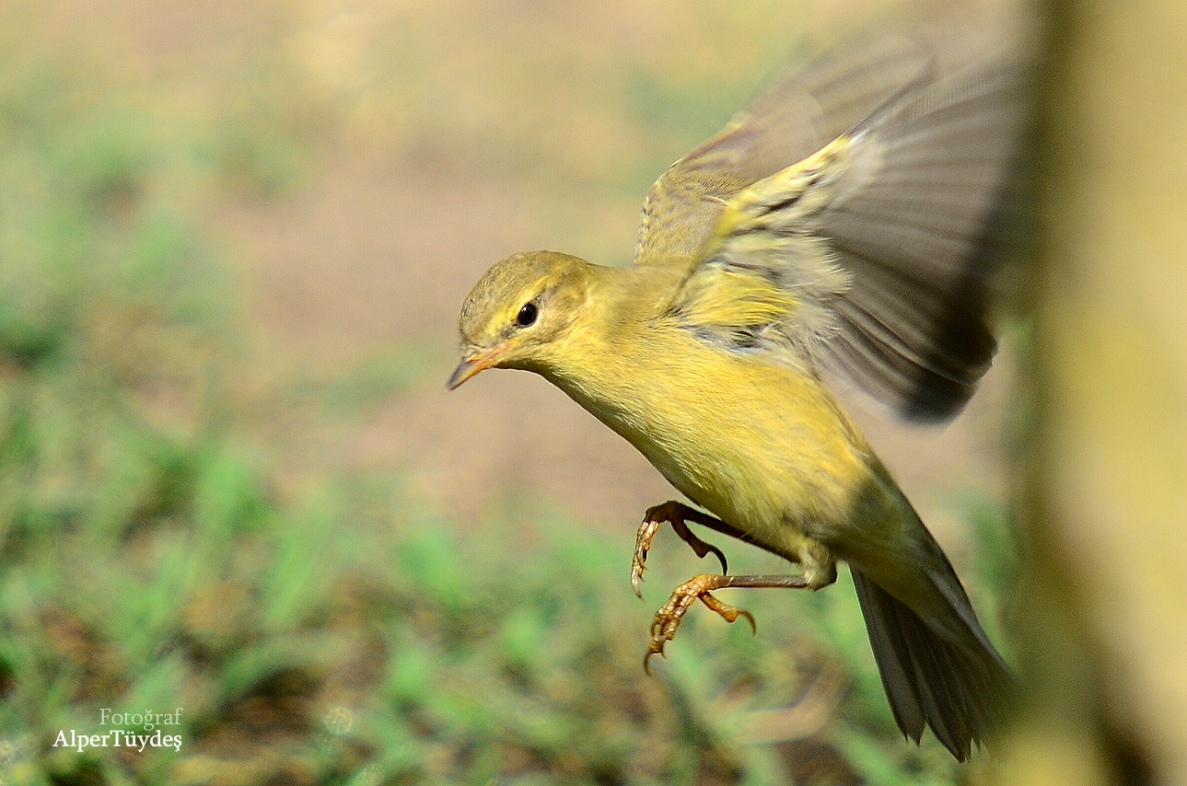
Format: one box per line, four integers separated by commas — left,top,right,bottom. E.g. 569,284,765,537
851,567,1013,761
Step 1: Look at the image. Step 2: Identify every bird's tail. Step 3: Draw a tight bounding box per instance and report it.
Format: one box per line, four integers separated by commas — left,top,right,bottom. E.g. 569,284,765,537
850,562,1013,761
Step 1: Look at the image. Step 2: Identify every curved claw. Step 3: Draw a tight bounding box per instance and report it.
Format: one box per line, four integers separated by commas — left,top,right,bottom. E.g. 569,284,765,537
704,541,729,575
738,608,757,635
668,515,728,575
643,648,665,676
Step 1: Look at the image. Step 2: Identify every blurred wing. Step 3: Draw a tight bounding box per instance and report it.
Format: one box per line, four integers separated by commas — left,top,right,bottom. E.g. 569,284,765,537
666,53,1026,421
634,33,934,266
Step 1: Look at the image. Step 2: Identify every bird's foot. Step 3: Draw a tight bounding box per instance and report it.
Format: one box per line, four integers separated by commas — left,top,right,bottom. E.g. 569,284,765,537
644,573,755,674
632,501,728,599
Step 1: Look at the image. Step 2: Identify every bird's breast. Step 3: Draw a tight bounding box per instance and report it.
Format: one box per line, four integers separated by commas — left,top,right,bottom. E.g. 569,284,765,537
543,325,875,555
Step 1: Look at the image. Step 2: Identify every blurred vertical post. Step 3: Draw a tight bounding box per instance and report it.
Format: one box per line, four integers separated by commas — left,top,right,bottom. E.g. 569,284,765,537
1002,1,1187,784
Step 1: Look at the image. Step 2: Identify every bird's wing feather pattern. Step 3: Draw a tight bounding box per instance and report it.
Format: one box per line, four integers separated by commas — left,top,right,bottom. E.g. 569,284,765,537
633,33,934,266
662,48,1025,421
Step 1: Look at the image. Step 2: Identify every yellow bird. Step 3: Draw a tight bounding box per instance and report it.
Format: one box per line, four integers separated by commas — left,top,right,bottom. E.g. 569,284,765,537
450,30,1025,761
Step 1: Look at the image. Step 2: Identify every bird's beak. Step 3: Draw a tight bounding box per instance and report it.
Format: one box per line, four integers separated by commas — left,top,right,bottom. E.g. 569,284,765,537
446,346,505,390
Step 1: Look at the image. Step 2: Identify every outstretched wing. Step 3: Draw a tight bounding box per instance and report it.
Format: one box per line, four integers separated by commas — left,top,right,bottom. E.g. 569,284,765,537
634,32,934,266
661,46,1026,421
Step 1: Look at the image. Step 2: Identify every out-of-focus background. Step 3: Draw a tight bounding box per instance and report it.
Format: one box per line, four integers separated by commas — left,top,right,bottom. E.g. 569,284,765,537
0,1,1033,784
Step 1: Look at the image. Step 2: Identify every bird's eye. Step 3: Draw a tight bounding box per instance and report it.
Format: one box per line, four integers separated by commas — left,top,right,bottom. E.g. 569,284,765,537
516,302,538,327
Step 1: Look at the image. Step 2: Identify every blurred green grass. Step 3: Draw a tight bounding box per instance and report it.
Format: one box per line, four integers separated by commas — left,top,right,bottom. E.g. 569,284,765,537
0,7,1013,786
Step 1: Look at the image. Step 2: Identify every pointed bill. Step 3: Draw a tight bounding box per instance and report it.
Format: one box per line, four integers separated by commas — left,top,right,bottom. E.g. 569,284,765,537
446,346,505,390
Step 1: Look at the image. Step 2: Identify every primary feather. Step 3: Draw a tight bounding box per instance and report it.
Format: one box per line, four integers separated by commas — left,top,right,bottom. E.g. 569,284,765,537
635,33,935,265
640,35,1026,420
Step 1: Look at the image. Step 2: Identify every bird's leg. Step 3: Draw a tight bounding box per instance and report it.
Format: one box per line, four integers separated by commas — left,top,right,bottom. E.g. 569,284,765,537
632,501,740,598
644,573,811,673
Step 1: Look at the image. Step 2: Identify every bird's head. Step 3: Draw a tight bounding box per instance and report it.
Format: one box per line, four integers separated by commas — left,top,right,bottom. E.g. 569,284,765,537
448,251,592,389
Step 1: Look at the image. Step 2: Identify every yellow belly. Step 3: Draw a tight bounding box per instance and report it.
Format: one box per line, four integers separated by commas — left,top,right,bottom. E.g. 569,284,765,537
546,326,876,563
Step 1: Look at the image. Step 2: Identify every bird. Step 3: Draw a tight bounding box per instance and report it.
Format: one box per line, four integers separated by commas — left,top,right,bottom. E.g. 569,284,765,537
448,27,1025,761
